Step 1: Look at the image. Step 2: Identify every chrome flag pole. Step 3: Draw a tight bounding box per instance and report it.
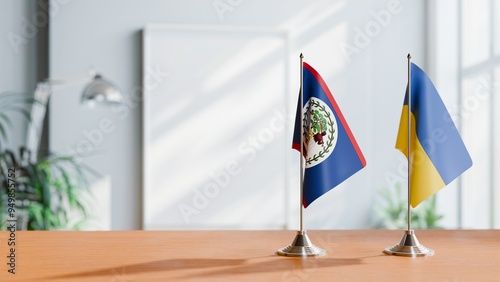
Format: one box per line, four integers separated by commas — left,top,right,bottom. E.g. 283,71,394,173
277,53,326,257
300,52,304,233
383,54,434,257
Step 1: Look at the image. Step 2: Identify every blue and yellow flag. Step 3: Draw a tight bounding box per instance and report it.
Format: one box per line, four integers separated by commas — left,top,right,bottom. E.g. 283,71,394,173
293,62,366,208
396,63,472,208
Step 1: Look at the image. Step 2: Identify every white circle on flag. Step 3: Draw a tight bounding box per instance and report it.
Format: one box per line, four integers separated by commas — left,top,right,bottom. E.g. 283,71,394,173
303,97,338,168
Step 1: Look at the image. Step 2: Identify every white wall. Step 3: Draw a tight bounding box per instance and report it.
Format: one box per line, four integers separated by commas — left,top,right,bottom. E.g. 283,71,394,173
0,0,38,150
49,0,426,230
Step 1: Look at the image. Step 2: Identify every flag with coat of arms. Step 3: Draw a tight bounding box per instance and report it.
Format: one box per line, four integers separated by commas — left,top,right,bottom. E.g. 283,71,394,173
292,62,366,208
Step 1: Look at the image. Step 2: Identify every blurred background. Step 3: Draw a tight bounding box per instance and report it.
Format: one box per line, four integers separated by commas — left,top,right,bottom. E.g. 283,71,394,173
0,0,498,231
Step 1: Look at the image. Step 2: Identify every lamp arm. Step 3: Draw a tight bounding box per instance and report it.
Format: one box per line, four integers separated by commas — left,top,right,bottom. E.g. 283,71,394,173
25,67,97,161
24,67,121,161
25,82,50,162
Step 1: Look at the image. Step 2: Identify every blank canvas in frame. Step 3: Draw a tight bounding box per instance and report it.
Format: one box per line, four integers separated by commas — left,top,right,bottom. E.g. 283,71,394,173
142,25,289,229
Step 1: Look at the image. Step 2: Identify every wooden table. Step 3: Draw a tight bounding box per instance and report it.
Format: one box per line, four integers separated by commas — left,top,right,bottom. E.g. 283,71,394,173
0,230,499,281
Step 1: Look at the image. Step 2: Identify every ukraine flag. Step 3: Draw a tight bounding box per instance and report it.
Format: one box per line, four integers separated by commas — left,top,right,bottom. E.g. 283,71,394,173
396,63,472,208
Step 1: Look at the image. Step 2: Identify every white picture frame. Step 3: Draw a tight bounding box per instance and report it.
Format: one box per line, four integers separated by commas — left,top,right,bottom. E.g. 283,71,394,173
142,24,291,230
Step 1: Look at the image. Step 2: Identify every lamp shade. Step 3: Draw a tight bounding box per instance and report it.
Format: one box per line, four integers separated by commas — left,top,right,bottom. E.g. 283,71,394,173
81,74,122,105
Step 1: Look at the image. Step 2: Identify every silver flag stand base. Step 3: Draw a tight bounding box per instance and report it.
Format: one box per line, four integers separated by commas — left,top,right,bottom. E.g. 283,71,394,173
277,230,326,257
384,230,434,257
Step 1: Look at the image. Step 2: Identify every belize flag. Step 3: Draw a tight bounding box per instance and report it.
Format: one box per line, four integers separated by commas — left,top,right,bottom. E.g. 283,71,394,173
292,62,366,208
396,63,472,208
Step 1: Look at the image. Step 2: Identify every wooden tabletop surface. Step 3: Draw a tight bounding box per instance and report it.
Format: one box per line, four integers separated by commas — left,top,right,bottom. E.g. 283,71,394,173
0,229,499,281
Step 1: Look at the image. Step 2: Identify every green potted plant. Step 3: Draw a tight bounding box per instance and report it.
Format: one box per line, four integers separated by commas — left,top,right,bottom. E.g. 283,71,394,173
0,92,93,230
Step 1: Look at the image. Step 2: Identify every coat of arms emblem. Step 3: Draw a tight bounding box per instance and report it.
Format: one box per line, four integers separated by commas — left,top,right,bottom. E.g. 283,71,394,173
302,97,338,168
